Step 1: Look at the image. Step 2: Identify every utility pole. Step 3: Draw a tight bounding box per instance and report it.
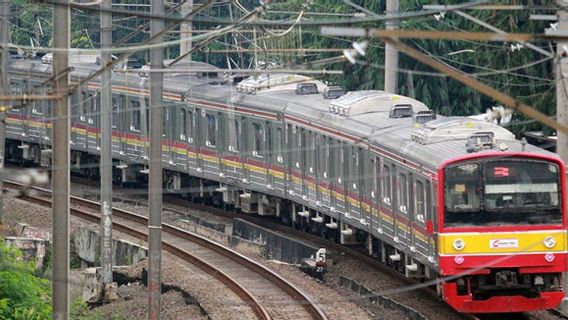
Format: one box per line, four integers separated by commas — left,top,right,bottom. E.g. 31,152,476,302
0,0,9,225
384,0,399,94
52,0,70,317
100,0,116,301
179,0,193,62
555,0,568,314
148,0,164,317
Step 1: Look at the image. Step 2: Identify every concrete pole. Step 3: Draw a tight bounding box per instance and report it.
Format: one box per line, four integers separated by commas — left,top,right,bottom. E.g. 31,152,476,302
52,0,70,317
179,0,193,62
99,0,116,300
0,0,9,225
557,5,568,163
384,0,399,94
148,0,164,316
556,1,568,314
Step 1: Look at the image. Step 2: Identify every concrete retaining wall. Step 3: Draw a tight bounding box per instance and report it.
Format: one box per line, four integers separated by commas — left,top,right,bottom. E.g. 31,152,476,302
74,226,147,266
232,218,318,265
5,236,50,270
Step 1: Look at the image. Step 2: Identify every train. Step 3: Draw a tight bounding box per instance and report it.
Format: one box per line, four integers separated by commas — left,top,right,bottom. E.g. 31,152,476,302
5,54,566,314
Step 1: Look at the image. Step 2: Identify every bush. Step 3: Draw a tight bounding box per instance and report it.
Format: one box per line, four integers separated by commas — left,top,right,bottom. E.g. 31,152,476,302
0,238,51,320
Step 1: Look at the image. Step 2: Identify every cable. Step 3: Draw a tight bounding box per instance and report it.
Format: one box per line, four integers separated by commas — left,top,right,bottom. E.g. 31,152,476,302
37,0,490,27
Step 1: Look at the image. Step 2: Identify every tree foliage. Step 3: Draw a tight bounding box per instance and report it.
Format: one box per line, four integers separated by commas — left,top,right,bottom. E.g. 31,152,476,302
263,0,556,135
0,238,51,320
7,0,558,135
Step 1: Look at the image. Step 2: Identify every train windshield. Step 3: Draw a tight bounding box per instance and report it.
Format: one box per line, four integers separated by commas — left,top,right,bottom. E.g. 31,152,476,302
444,159,562,227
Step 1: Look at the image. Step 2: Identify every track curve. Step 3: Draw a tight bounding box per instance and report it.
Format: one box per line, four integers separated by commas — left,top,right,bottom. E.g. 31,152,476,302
6,182,327,320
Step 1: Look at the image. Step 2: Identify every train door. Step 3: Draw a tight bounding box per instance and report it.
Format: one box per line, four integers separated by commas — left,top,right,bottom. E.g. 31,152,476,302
267,123,285,196
86,91,100,154
300,128,310,201
361,148,373,228
288,125,302,199
429,180,437,259
185,106,198,172
142,97,150,160
346,145,362,221
306,130,317,206
412,178,432,260
174,105,189,170
161,104,173,166
6,80,24,138
111,94,123,157
222,112,243,181
201,109,220,177
370,155,380,233
29,87,47,143
247,119,268,189
126,97,142,158
395,168,412,247
316,134,331,209
380,159,395,240
330,139,346,217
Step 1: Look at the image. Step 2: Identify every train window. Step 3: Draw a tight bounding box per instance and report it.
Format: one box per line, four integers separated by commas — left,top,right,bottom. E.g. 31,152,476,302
361,151,371,195
228,119,240,152
32,88,47,116
415,180,425,222
206,113,217,147
276,127,283,163
267,125,273,158
307,132,315,173
445,160,562,227
338,141,344,183
163,107,170,136
317,135,327,178
89,93,99,124
131,100,141,131
179,109,187,140
372,158,379,199
9,82,22,112
111,97,119,128
381,165,392,205
295,127,302,168
349,147,359,189
399,173,409,213
187,110,194,143
81,92,88,121
253,122,264,157
145,99,149,132
445,163,480,211
71,92,79,119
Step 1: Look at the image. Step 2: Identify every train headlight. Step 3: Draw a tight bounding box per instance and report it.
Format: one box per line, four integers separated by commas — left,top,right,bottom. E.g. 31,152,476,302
453,239,465,251
544,236,556,249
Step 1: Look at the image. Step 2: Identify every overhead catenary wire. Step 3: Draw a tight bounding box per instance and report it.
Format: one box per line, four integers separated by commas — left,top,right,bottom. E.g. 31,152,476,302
36,0,490,27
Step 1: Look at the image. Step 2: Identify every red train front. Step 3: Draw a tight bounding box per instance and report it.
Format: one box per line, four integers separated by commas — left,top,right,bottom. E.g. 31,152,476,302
438,152,566,313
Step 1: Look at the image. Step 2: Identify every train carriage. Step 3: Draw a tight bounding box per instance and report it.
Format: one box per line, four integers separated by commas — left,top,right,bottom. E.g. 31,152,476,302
5,56,567,313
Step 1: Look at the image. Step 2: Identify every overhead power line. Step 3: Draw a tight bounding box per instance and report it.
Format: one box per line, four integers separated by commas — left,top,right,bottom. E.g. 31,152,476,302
321,27,568,42
38,0,490,26
382,37,568,134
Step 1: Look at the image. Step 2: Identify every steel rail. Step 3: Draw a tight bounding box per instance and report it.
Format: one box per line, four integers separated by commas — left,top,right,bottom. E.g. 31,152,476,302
6,181,328,320
5,182,271,320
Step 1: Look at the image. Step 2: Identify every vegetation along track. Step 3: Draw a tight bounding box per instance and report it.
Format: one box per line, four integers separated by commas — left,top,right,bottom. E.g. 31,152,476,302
4,181,327,320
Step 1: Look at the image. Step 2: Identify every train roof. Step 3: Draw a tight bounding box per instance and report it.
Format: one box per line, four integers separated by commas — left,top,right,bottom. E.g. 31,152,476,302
9,57,561,171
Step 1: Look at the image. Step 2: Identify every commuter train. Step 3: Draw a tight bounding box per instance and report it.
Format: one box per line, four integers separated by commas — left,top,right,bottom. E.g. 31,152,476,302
6,55,566,313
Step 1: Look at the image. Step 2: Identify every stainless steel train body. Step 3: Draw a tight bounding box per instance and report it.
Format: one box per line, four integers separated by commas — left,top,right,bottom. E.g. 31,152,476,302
7,57,566,313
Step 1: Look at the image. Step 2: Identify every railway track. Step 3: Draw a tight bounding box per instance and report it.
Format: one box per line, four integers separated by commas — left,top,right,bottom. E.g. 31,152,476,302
5,181,327,320
79,187,473,320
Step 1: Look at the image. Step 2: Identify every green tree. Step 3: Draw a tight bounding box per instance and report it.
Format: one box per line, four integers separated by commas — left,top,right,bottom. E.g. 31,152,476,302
0,238,51,320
